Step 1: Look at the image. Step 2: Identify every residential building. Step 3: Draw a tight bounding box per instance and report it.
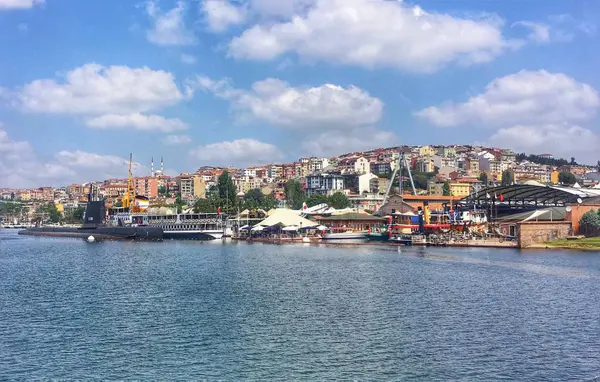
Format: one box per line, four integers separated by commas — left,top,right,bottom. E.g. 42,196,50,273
268,164,283,179
370,177,390,194
305,174,345,196
133,177,158,199
371,162,391,175
339,156,371,174
428,182,444,196
501,150,517,163
415,156,435,173
193,176,206,198
433,155,457,169
358,173,378,194
439,147,456,157
449,183,471,197
282,164,296,180
309,157,330,173
232,176,262,194
176,174,195,199
419,145,436,157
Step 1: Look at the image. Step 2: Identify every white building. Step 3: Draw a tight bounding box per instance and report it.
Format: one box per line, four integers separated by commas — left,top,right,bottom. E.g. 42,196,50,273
358,173,378,194
305,174,345,196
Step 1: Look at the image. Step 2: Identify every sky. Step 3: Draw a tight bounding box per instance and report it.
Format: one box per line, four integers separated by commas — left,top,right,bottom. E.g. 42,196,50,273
0,0,599,188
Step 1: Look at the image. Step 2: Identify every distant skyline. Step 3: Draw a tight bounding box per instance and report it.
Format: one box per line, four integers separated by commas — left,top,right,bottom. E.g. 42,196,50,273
1,0,599,187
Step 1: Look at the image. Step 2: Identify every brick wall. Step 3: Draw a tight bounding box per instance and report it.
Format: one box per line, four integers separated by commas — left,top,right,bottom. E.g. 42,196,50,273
517,221,572,248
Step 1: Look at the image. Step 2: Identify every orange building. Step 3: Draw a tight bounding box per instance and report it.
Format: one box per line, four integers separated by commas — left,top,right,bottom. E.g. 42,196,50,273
401,195,457,211
134,177,158,199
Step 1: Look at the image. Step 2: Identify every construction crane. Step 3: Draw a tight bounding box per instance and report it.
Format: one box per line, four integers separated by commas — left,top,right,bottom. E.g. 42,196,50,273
121,153,136,209
375,151,416,215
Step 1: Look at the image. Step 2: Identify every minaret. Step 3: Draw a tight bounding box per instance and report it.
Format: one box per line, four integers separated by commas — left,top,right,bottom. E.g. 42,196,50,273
161,156,164,174
151,157,155,177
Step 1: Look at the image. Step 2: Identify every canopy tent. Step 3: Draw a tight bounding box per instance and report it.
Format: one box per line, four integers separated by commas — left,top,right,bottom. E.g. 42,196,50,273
316,225,328,230
257,209,319,228
251,225,265,231
239,224,251,230
282,225,299,231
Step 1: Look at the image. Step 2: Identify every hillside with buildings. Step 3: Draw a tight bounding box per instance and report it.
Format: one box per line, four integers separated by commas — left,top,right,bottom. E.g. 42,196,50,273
2,144,600,223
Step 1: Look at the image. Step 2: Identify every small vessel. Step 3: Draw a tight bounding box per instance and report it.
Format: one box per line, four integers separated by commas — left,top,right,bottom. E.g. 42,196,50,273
322,227,368,240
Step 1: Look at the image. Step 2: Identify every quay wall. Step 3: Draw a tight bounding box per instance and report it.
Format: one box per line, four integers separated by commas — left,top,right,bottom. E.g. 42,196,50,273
517,221,572,248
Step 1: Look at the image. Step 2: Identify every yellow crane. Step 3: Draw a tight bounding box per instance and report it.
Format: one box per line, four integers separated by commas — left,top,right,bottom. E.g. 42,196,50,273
121,153,136,210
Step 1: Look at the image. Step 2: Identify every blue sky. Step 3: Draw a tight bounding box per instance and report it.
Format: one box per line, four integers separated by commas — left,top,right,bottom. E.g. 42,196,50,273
1,0,599,187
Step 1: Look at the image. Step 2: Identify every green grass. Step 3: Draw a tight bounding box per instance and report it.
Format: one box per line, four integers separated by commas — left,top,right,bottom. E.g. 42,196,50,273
543,237,600,249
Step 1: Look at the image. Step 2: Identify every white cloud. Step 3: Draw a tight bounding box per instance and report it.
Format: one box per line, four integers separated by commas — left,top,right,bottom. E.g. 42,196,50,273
415,70,600,127
0,128,144,188
85,113,188,132
202,0,247,32
0,0,44,10
180,53,196,64
489,124,600,163
14,63,188,115
164,134,192,145
145,0,195,46
301,127,398,157
228,0,521,72
513,21,550,43
190,138,283,165
193,76,383,128
247,0,315,18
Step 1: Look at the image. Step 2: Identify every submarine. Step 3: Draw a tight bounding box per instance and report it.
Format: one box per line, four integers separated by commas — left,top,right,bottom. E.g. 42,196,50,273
19,189,163,242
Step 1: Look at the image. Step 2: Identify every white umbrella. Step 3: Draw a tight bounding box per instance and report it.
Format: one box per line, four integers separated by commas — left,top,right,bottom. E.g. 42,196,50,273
282,225,298,231
316,225,328,230
251,225,265,231
240,224,251,230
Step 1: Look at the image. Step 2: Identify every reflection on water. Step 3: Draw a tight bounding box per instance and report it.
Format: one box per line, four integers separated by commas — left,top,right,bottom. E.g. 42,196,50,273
1,229,599,380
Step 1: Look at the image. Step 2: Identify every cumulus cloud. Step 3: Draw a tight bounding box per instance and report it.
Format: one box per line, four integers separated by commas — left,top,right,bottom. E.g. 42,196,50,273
164,134,192,145
190,138,283,165
8,63,191,132
145,0,195,46
0,0,44,10
0,128,144,188
415,70,600,127
202,0,247,32
301,127,398,157
489,124,600,163
192,76,383,128
85,113,187,132
228,0,521,72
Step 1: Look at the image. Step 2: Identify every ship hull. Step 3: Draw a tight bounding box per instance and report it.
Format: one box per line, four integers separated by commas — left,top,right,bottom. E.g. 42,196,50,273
322,232,368,240
18,227,163,241
163,230,224,240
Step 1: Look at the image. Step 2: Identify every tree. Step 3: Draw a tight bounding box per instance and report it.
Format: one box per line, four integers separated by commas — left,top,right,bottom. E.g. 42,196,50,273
263,194,278,210
193,197,218,213
580,210,600,236
158,185,167,195
570,157,577,165
65,206,85,223
305,194,329,208
284,179,305,209
501,169,515,186
442,182,451,196
244,189,264,206
479,172,489,185
174,195,184,214
217,171,237,208
558,171,576,185
328,192,350,209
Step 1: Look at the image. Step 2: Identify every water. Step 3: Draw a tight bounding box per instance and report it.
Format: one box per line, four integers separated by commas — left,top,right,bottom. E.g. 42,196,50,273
1,230,600,380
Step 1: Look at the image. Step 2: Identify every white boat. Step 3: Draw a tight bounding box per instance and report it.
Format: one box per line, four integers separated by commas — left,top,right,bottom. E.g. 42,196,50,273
322,228,368,240
109,212,225,240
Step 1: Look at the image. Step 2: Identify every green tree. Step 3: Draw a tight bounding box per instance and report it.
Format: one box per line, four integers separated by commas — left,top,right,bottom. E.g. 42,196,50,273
479,172,489,185
263,194,278,210
442,182,451,196
284,179,305,209
501,169,515,186
558,171,576,185
328,192,350,209
193,197,218,213
570,157,577,165
158,185,167,195
305,194,329,208
244,189,264,205
174,195,184,214
217,171,237,212
65,206,85,223
580,210,600,236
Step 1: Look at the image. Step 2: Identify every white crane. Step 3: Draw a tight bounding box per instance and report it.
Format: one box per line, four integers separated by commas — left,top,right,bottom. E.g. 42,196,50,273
376,151,417,215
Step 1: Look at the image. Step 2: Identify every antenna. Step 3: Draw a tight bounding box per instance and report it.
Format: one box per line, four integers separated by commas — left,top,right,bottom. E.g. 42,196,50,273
577,198,583,204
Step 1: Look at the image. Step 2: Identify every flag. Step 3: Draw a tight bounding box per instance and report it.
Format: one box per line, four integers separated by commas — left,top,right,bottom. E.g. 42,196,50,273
302,202,307,210
217,206,221,214
499,194,505,202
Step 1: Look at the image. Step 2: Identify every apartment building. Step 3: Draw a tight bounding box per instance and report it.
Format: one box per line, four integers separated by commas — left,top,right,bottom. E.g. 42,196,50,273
305,174,345,196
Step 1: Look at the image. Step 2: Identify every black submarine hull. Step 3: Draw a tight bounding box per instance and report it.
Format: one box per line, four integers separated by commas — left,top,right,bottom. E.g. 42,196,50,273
18,226,163,241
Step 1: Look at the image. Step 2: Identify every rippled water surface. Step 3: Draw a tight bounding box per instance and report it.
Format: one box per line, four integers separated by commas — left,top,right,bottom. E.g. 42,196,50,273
1,229,600,380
